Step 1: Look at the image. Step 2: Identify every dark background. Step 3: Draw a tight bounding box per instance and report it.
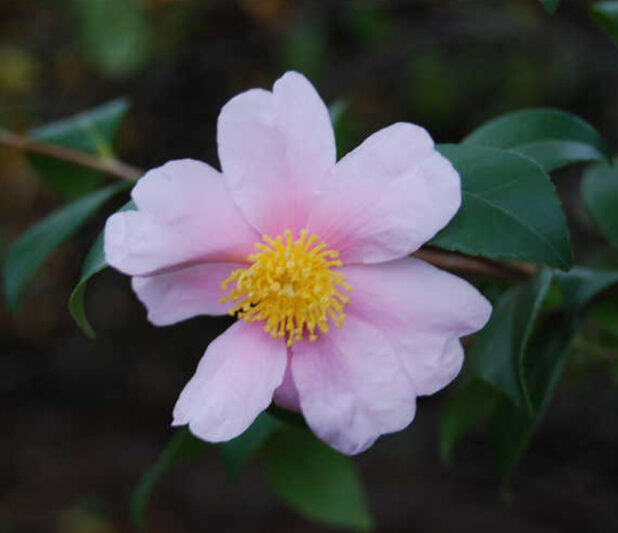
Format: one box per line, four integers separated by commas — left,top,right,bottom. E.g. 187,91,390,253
1,1,617,531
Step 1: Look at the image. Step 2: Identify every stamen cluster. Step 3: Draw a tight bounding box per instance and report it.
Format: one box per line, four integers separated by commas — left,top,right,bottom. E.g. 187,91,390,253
221,230,351,345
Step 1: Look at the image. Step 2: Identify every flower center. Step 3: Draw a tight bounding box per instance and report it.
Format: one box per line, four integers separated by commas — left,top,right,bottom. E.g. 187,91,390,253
220,229,351,346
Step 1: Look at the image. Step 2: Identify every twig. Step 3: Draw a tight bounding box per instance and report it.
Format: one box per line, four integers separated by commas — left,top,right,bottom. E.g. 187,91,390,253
1,127,535,279
415,248,534,279
0,129,142,181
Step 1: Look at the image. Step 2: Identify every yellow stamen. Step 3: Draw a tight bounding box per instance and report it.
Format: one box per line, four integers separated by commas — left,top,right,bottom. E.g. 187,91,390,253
220,229,352,346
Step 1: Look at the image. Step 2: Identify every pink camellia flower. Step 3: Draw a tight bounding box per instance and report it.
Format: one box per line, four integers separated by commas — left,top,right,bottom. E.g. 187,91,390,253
104,72,491,455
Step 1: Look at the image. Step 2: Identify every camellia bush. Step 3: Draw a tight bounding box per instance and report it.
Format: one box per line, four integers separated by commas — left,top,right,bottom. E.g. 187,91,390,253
3,1,618,530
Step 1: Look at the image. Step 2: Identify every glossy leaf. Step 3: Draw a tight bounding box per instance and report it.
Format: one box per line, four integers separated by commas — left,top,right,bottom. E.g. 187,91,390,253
539,0,561,14
470,269,553,410
131,428,210,531
591,2,618,47
69,200,135,338
28,99,130,199
581,160,618,247
438,379,500,464
433,145,572,270
4,182,128,312
463,108,607,172
73,0,152,78
220,412,279,477
265,426,373,531
490,315,573,484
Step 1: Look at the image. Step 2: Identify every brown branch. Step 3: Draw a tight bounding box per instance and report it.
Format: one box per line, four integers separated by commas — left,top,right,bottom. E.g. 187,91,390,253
415,248,535,279
0,129,142,181
1,127,536,279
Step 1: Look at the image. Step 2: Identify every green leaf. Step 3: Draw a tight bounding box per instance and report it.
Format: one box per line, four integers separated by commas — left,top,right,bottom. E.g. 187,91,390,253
267,403,307,428
581,160,618,247
554,266,618,312
4,182,129,312
591,2,618,47
69,200,135,338
433,145,572,269
470,269,553,410
220,412,279,478
265,426,373,531
281,19,326,80
28,99,130,199
73,0,152,78
463,108,608,172
490,315,574,484
130,428,210,531
539,0,561,14
438,379,500,464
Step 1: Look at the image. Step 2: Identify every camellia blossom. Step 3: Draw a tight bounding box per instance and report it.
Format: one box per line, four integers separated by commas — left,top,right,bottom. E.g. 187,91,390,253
104,72,492,455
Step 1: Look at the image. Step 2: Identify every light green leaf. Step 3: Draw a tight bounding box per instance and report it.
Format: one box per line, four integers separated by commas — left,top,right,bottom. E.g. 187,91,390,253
131,428,210,531
591,2,618,47
265,426,373,531
438,379,500,464
463,108,607,172
28,99,130,199
539,0,561,14
490,315,574,484
69,200,135,338
581,159,618,247
220,413,279,478
470,269,553,410
4,182,128,312
73,0,152,78
433,145,572,269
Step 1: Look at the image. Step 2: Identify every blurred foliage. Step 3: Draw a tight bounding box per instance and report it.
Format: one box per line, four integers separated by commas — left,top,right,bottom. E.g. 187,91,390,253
72,0,152,78
591,1,618,46
27,99,130,199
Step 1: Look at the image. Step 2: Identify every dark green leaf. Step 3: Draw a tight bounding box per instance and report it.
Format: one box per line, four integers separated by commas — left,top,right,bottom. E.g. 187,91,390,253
265,426,373,531
69,200,135,338
591,2,618,47
131,428,210,531
220,412,279,478
539,0,561,14
267,403,307,428
438,379,500,464
281,19,326,79
4,182,128,312
581,160,618,247
470,269,553,410
433,145,572,269
554,266,618,312
490,315,574,483
463,109,607,172
73,0,152,78
28,99,130,199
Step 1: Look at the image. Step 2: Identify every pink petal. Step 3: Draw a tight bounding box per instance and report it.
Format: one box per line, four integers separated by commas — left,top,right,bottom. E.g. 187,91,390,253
307,123,460,263
105,159,258,276
173,321,287,442
343,258,492,396
272,351,301,412
131,262,242,326
217,72,336,235
291,316,416,455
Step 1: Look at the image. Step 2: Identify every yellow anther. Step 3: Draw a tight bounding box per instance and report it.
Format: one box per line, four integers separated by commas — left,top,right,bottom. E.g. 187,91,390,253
220,230,352,345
